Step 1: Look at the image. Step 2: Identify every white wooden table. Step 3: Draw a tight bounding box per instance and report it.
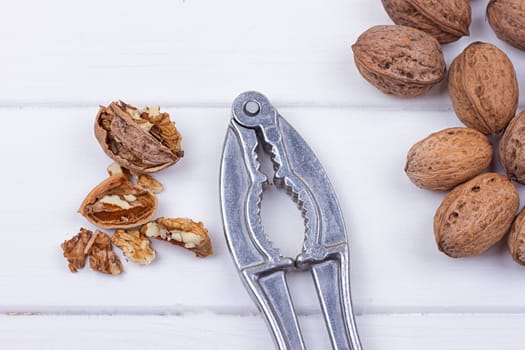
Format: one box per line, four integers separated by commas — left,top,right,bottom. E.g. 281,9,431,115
2,0,525,348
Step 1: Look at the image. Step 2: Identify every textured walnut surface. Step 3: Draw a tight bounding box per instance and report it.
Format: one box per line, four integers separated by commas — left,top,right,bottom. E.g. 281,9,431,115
87,230,124,275
508,207,525,265
112,229,156,265
137,174,164,194
433,173,519,258
95,101,184,174
448,41,518,135
352,25,446,97
61,228,93,273
382,0,471,43
487,0,525,51
78,173,158,229
499,110,525,184
405,127,492,191
141,217,213,258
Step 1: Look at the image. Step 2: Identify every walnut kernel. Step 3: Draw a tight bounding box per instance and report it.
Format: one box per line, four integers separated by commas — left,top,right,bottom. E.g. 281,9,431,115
61,228,93,273
141,217,213,258
112,229,156,265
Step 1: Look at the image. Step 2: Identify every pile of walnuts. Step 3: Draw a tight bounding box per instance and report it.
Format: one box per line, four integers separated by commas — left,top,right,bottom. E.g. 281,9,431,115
352,0,525,264
61,101,212,276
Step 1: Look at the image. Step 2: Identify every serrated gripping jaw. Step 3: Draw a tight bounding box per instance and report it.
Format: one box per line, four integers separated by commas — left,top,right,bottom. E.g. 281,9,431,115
220,91,362,350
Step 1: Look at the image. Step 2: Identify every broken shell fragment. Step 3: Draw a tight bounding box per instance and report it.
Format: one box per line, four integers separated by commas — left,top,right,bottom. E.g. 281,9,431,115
95,101,184,174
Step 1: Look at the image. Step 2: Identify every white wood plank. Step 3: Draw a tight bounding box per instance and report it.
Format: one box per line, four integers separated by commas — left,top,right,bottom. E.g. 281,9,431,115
2,106,525,314
0,0,521,107
1,313,525,349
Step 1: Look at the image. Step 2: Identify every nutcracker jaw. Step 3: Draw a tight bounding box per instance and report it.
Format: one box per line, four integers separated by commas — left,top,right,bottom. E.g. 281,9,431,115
220,91,362,350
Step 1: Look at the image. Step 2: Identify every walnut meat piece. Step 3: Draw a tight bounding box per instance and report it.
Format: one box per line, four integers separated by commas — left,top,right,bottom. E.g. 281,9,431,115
137,174,164,194
61,228,93,272
79,173,157,229
87,230,124,275
95,101,184,174
141,217,213,258
112,229,156,265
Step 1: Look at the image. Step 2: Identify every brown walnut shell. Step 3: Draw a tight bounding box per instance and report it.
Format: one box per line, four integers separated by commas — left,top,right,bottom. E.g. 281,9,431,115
487,0,525,51
95,101,184,174
79,173,158,229
352,25,446,97
381,0,471,44
508,207,525,265
405,127,492,191
499,110,525,184
448,42,518,135
433,173,519,258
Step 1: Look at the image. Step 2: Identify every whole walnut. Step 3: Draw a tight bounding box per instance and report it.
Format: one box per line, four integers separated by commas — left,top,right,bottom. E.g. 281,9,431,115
434,173,519,258
499,110,525,184
487,0,525,51
352,25,446,97
405,127,492,191
448,42,518,135
508,207,525,265
381,0,471,44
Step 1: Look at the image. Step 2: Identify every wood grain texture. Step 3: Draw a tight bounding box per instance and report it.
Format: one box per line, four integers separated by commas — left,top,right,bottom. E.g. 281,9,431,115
2,313,525,350
0,0,520,108
2,107,525,316
3,0,525,348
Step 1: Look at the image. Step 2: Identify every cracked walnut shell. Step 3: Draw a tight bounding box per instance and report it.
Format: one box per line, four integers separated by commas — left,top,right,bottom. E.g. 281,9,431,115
487,0,525,51
433,173,519,258
405,127,492,191
112,229,156,265
381,0,471,44
95,101,184,174
141,217,213,258
79,173,157,229
500,110,525,184
352,25,446,97
448,42,518,135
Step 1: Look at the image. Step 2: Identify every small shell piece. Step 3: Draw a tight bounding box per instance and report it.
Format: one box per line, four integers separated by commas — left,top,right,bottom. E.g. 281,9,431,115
78,173,157,229
508,207,525,265
141,217,213,258
381,0,471,44
448,42,518,135
499,110,525,184
433,173,519,258
112,229,156,265
405,127,492,191
352,25,446,97
95,101,184,174
487,0,525,51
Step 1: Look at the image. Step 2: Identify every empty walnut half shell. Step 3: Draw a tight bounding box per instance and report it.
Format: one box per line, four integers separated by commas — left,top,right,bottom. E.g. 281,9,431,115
79,173,158,229
95,101,184,174
141,217,213,258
